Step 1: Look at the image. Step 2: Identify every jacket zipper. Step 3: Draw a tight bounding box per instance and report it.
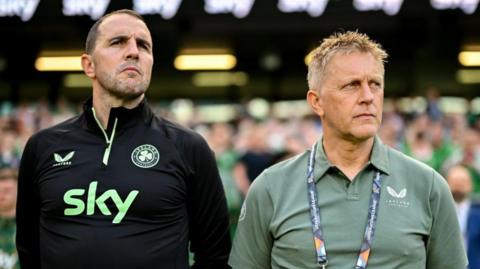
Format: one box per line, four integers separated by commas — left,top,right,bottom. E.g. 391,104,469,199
91,108,118,166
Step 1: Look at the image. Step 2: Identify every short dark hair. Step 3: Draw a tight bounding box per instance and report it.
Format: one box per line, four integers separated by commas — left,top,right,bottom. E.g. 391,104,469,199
85,9,145,54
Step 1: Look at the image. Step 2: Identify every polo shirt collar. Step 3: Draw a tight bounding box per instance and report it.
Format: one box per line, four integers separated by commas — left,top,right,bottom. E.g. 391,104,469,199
313,135,390,183
313,136,333,182
369,136,390,175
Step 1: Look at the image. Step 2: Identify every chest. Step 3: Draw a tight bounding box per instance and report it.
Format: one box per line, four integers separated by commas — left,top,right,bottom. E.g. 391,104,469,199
269,176,430,268
33,131,189,224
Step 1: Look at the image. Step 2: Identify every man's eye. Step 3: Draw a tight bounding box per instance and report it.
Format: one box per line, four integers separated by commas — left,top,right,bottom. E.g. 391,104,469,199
344,81,360,89
370,81,382,89
138,42,151,51
111,40,122,45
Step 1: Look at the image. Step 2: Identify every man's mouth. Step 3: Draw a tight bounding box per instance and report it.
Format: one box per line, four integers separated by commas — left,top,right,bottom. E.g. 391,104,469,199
122,66,141,74
354,113,375,118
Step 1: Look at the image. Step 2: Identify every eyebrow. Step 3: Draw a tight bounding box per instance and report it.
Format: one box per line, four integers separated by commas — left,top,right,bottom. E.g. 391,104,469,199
136,37,152,49
108,35,152,49
344,75,383,82
369,77,384,84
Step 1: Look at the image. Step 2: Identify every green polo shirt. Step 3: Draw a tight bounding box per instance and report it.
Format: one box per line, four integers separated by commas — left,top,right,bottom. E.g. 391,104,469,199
229,136,467,269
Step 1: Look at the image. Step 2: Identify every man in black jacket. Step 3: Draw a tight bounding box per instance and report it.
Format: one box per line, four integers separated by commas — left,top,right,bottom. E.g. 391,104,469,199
16,9,231,269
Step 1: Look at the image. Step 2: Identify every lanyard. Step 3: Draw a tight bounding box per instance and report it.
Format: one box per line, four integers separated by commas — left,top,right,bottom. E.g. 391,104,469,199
307,143,382,269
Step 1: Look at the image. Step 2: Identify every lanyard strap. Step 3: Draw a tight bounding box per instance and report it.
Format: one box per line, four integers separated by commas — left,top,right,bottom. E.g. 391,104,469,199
307,143,383,269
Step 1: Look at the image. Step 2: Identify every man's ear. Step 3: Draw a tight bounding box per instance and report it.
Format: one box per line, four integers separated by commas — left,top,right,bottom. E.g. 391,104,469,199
306,89,324,117
81,53,95,79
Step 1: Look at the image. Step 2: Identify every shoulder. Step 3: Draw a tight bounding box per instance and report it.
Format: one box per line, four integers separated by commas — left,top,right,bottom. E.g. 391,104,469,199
383,146,449,199
154,117,207,147
26,115,81,149
385,146,443,182
386,146,436,176
249,151,309,195
266,151,308,172
153,117,214,172
20,115,81,171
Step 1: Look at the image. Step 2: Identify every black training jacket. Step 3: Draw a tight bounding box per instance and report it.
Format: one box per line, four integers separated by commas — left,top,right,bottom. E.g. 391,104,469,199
16,98,231,269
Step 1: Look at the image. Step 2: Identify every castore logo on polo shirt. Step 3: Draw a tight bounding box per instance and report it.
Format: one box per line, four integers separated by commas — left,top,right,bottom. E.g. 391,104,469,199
53,151,75,167
387,186,406,198
385,186,410,208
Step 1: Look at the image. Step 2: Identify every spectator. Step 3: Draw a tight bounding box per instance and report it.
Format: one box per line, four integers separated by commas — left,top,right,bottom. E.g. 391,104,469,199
425,87,442,122
446,165,480,269
0,130,20,169
207,122,243,236
0,166,19,269
233,121,273,196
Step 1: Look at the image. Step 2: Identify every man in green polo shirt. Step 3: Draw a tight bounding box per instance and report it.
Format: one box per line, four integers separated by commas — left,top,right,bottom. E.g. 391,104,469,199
229,31,467,269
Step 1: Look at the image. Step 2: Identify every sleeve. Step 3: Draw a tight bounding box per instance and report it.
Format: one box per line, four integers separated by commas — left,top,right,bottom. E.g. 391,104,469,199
186,134,232,269
228,172,273,269
16,137,42,269
426,170,468,269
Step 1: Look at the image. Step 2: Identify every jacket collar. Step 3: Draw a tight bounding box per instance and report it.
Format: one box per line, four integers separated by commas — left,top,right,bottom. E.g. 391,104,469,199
81,97,154,134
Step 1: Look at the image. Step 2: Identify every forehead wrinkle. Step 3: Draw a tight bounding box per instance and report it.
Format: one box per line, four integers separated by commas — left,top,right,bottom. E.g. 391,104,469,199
101,30,151,44
98,15,151,43
329,56,383,80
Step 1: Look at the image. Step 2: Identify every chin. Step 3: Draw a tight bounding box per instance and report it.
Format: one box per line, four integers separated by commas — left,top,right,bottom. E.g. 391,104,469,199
120,81,148,94
109,87,146,101
351,127,378,141
125,90,147,101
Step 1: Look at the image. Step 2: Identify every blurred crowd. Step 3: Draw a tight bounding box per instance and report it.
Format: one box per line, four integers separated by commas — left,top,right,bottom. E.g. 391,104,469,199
2,95,480,194
2,92,480,267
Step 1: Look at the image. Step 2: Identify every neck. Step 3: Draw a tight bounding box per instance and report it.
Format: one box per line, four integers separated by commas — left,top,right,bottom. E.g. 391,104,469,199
322,133,375,180
92,87,144,129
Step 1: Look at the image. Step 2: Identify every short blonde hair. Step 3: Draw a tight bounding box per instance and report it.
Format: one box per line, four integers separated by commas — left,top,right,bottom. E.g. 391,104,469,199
307,31,388,90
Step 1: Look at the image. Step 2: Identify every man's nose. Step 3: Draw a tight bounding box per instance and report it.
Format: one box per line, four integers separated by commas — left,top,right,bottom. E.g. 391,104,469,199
125,38,139,60
359,83,375,103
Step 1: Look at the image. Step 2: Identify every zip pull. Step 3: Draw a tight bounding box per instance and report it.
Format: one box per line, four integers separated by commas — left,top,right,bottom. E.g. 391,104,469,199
103,142,111,165
102,118,118,166
91,108,118,166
